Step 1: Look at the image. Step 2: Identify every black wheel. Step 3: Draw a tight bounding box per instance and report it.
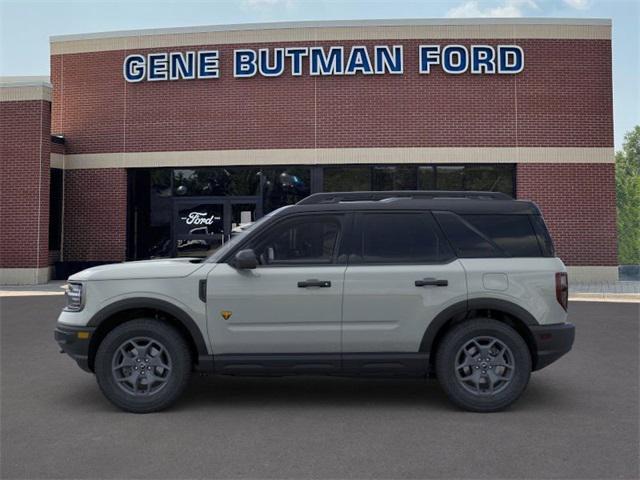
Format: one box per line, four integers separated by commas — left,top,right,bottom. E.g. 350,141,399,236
435,318,531,412
95,319,192,413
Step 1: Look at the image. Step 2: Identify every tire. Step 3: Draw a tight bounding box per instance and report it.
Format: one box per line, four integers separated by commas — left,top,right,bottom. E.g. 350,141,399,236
95,319,192,413
435,318,531,412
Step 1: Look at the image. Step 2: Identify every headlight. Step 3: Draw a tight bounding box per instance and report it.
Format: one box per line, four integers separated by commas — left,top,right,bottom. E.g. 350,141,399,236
64,283,84,312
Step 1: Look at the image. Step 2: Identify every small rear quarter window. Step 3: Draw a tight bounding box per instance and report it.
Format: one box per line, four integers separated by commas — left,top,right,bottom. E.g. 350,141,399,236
461,214,542,257
433,211,501,258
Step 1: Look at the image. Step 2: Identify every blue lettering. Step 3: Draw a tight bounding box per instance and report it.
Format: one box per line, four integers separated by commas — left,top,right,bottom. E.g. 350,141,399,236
419,45,440,74
123,54,145,82
169,52,196,80
309,47,344,75
234,49,257,77
285,47,308,76
498,45,524,74
470,46,496,74
197,51,219,79
374,45,403,74
442,45,468,74
345,46,373,75
258,48,285,77
147,53,168,81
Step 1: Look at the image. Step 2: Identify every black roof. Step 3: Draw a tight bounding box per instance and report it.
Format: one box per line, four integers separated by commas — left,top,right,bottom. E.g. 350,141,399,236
288,191,540,215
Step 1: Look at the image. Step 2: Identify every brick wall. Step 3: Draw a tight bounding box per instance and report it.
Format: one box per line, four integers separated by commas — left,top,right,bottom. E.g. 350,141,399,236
0,100,50,269
517,163,617,266
62,168,127,261
51,140,65,154
51,39,612,154
46,34,614,267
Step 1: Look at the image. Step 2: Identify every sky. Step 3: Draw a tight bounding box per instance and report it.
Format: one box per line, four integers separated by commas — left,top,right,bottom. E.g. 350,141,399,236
0,0,638,149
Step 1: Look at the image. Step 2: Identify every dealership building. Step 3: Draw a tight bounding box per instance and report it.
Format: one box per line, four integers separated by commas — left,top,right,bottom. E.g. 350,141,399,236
0,18,616,284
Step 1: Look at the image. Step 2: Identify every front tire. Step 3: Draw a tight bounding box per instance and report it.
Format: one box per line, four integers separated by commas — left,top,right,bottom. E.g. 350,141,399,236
435,318,531,412
95,319,192,413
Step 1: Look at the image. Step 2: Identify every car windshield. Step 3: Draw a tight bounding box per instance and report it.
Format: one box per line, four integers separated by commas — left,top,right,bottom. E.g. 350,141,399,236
205,205,292,263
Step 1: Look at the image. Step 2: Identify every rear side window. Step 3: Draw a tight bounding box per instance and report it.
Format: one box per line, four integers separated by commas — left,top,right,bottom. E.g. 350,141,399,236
530,215,555,257
434,211,501,258
462,215,542,257
353,212,454,264
434,211,544,258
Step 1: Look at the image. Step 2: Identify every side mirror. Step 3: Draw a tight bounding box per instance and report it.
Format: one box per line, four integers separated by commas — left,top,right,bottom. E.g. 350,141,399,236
233,249,258,270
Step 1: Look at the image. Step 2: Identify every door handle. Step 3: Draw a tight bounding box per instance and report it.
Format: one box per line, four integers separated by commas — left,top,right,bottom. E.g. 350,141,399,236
298,279,331,288
415,278,448,287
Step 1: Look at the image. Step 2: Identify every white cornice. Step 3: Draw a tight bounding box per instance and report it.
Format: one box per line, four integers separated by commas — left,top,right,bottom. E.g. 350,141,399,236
54,147,614,170
0,77,52,102
50,18,612,55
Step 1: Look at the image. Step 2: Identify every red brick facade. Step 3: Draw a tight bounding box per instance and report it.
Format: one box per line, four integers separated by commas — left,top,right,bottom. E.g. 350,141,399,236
516,163,617,265
0,21,617,282
62,169,127,261
0,99,50,269
51,39,612,154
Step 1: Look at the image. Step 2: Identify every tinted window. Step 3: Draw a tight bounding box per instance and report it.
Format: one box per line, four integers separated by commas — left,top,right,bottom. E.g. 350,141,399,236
48,169,63,250
354,213,453,264
437,166,464,190
261,167,310,213
250,215,341,265
462,215,542,257
323,166,371,191
462,165,514,195
530,215,555,257
434,212,501,258
417,166,435,189
371,166,416,190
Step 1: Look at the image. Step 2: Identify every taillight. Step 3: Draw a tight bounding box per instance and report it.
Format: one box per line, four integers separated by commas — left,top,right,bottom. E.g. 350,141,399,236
555,272,568,311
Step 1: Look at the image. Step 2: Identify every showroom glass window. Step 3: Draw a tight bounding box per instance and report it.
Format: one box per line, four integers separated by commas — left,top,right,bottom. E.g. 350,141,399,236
323,164,514,196
128,163,515,261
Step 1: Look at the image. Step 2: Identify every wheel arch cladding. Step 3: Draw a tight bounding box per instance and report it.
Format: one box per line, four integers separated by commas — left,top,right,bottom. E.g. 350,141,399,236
421,299,539,370
86,298,207,372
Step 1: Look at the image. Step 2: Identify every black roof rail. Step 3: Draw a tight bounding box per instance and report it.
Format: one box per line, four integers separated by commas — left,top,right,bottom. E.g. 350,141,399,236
297,190,512,205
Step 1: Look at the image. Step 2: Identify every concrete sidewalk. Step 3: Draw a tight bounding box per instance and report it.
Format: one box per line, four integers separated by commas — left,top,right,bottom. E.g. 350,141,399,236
569,281,640,303
0,281,66,297
1,279,639,302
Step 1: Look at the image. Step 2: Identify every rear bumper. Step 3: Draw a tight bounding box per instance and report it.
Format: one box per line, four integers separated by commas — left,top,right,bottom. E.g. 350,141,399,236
54,324,95,373
530,322,575,371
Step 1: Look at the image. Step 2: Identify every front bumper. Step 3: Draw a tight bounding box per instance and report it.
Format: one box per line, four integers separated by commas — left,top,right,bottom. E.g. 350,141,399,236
54,324,95,372
530,322,575,371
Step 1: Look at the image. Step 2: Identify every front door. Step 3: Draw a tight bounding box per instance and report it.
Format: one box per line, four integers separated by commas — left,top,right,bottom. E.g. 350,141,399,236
206,213,348,367
172,197,261,257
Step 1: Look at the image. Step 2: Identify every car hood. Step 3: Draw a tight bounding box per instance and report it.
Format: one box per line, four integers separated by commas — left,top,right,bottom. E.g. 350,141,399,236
68,258,205,281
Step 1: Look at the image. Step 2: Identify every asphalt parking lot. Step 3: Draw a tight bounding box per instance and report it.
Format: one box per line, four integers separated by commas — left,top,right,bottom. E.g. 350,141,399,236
1,297,638,479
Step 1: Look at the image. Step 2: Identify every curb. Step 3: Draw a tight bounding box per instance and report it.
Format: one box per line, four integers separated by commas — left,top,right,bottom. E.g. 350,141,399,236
0,291,65,297
569,293,640,303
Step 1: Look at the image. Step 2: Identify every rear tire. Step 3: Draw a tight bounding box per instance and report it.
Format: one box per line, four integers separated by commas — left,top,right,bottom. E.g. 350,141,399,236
95,319,192,413
435,318,531,412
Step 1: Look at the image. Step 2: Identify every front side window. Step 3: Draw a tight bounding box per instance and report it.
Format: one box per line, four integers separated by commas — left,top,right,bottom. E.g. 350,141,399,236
249,215,342,265
353,212,454,264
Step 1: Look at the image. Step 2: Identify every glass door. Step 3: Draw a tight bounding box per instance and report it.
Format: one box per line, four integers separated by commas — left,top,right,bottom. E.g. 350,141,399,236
172,196,261,257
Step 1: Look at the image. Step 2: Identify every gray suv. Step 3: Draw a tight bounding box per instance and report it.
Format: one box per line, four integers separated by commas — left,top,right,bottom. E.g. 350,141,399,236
55,191,575,413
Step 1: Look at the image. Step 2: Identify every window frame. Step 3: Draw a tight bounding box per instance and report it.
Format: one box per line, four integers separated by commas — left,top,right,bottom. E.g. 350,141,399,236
223,212,351,268
347,210,457,266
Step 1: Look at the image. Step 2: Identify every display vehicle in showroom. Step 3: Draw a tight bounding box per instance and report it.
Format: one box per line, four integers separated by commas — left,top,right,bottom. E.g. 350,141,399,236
55,191,575,413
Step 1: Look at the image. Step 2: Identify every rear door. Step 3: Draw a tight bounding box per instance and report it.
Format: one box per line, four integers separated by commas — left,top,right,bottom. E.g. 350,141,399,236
341,211,467,363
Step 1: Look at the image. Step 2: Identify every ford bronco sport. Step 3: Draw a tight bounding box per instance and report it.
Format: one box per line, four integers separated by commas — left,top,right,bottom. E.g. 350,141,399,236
55,191,575,413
